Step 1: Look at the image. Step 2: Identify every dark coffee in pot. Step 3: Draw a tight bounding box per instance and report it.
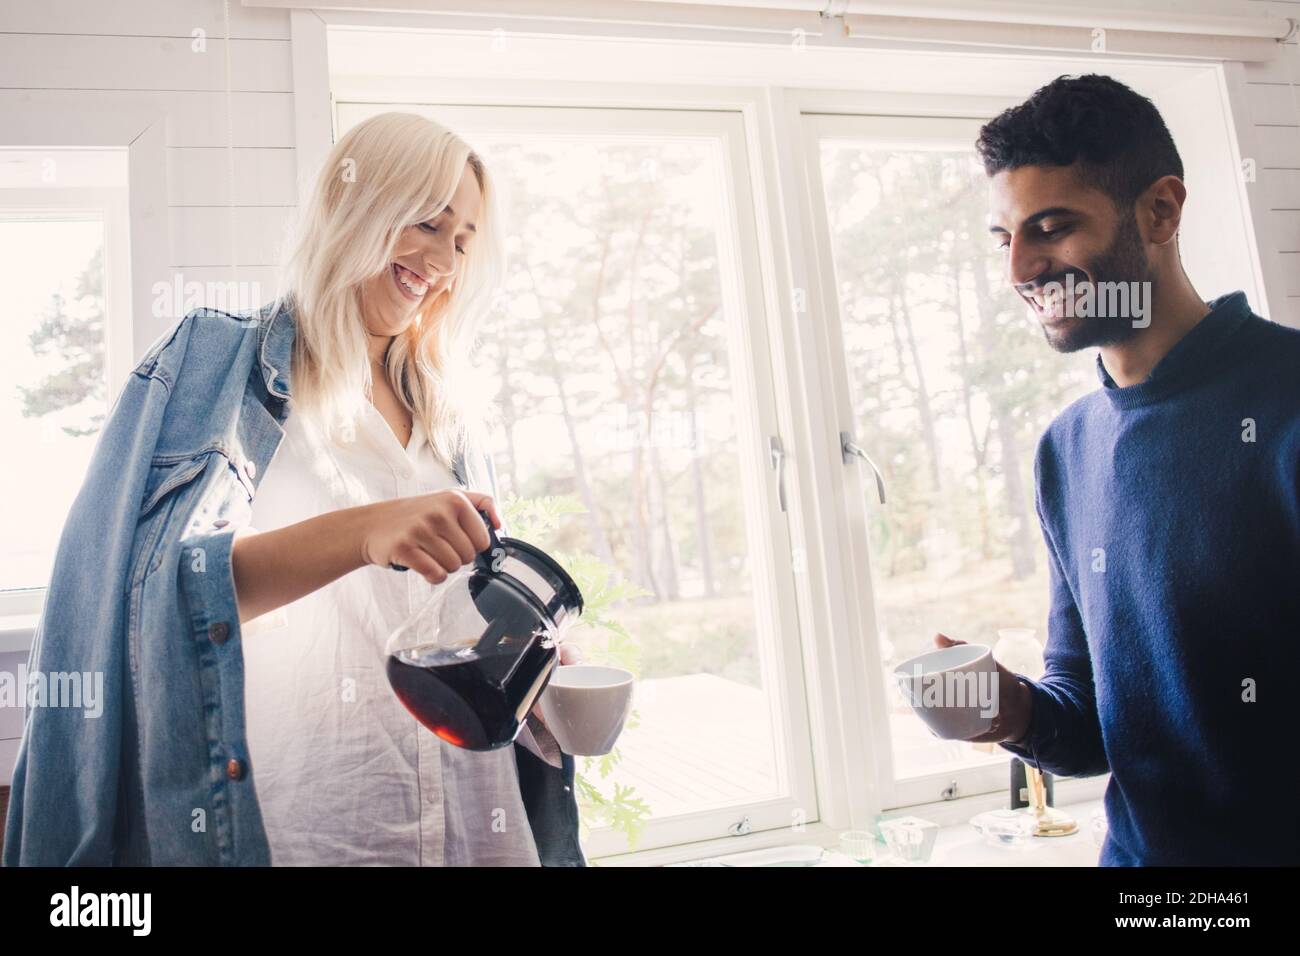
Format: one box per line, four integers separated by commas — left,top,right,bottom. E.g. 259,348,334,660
386,630,557,751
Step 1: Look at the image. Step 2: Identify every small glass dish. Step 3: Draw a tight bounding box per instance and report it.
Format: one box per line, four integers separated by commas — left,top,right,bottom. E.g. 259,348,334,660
970,809,1036,847
839,830,878,864
879,816,939,863
1089,808,1108,848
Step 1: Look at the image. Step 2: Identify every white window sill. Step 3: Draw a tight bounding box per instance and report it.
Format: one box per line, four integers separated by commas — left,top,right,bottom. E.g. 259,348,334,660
662,796,1104,868
0,615,37,654
594,775,1108,866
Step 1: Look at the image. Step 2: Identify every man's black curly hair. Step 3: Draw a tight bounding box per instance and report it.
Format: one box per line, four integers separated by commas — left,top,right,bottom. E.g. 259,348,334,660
976,74,1184,209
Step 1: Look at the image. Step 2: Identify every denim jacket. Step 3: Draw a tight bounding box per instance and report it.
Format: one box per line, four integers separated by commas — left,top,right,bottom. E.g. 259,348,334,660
3,296,585,866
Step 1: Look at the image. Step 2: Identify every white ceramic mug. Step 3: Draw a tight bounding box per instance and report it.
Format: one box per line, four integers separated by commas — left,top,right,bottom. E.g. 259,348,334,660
536,664,635,756
892,643,999,739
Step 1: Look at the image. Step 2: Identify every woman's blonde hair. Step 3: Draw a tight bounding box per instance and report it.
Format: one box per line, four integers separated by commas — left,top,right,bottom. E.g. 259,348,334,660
272,111,502,469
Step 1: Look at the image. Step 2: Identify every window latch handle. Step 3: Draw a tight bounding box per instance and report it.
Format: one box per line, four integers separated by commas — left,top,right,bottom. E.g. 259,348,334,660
840,431,887,505
768,435,788,513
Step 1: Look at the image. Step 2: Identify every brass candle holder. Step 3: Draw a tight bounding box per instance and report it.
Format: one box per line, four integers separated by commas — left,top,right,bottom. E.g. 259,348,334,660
1021,765,1077,837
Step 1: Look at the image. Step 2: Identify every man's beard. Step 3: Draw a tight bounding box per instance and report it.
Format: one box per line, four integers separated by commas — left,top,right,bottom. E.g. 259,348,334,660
1037,210,1153,354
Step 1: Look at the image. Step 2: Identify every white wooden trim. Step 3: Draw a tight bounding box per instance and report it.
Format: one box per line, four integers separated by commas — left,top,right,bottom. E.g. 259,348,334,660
0,621,38,655
166,147,298,206
0,99,170,376
884,772,1109,829
0,0,291,39
1224,60,1291,324
796,111,934,814
1151,65,1271,318
247,0,1299,44
128,120,172,359
595,819,844,867
797,111,1069,812
751,87,881,835
290,9,334,192
841,14,1286,62
323,23,1230,94
594,772,1107,865
0,187,132,400
0,91,297,149
0,589,43,631
0,101,168,628
0,34,293,93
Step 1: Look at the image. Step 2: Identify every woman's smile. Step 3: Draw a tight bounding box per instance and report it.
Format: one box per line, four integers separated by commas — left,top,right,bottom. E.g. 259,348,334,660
392,261,429,301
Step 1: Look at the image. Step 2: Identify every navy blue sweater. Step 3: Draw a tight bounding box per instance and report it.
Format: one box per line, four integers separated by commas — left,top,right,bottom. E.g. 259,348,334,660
1001,291,1300,866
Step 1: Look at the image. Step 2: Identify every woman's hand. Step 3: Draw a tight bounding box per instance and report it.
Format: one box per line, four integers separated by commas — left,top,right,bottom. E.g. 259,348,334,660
234,489,501,623
529,642,583,728
359,489,501,585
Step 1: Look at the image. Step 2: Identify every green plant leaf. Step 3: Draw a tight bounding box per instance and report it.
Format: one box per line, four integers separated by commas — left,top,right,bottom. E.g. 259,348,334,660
506,492,655,845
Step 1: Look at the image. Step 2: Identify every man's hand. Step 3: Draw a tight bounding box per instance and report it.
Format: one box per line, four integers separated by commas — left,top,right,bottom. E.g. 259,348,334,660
933,632,1033,745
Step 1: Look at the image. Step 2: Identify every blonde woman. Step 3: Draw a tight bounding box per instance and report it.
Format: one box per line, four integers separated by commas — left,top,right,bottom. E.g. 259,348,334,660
3,112,583,867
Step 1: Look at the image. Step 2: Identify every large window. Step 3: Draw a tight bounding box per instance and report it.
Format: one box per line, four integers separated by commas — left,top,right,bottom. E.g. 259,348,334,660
337,104,816,855
317,45,1264,859
0,149,130,603
805,115,1096,805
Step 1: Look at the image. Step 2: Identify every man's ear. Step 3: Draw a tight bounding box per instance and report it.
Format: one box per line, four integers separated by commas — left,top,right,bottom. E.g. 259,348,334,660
1143,174,1187,246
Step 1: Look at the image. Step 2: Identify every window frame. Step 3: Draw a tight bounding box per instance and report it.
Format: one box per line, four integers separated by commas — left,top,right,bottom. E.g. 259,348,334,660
338,100,822,856
277,19,1287,860
0,101,168,625
0,183,131,611
799,111,1030,809
317,71,1182,861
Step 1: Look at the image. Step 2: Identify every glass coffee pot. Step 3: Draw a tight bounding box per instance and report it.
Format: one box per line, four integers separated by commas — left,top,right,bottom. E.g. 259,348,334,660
385,510,584,751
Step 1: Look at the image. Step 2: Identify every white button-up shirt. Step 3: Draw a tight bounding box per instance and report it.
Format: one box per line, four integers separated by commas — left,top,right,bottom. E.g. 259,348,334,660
242,404,550,866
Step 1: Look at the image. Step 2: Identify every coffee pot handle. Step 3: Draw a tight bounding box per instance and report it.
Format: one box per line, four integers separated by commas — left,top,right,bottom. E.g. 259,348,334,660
478,508,504,553
474,508,507,572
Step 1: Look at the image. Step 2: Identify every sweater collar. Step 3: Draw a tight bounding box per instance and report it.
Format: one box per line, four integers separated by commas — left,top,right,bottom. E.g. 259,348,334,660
1096,290,1253,409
